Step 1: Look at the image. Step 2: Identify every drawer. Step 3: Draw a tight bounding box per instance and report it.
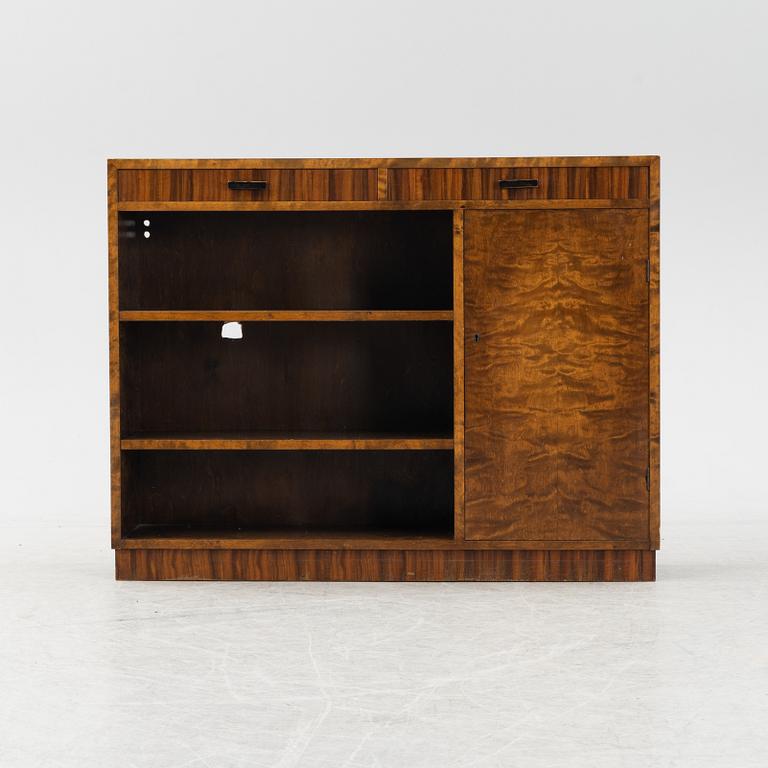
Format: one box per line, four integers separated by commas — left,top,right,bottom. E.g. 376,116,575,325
118,168,378,202
386,166,649,201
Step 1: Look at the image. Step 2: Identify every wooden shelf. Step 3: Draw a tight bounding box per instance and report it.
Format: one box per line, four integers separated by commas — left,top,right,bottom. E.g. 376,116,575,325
119,310,453,322
121,432,454,450
118,527,653,552
121,524,454,549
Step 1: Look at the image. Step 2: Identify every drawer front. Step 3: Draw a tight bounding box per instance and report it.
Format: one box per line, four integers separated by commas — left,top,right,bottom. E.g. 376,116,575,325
118,169,378,202
387,166,649,201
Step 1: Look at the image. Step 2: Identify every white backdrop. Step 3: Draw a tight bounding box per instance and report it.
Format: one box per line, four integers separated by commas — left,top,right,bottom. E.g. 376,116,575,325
1,0,766,533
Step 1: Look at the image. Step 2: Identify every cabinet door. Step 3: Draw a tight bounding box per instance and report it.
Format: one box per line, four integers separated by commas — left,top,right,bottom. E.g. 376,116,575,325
464,209,649,543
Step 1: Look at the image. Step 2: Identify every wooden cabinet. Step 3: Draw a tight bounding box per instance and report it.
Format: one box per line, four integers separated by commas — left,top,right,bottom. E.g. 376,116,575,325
109,156,660,581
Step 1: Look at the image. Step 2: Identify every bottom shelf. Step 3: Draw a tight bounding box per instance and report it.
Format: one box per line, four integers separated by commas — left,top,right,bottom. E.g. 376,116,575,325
123,524,453,547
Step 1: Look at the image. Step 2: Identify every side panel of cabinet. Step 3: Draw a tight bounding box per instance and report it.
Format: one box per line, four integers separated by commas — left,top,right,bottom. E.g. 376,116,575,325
464,209,650,543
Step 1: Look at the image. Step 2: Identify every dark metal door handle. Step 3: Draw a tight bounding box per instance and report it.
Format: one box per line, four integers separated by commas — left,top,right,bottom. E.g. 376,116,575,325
228,180,268,191
499,179,538,189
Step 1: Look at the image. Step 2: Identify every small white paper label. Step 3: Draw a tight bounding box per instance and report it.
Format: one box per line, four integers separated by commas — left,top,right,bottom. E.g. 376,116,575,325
221,321,243,340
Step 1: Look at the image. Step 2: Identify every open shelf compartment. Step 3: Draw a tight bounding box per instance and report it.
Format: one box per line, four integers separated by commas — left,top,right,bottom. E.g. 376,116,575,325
116,206,458,547
121,450,454,542
120,320,453,437
118,210,453,311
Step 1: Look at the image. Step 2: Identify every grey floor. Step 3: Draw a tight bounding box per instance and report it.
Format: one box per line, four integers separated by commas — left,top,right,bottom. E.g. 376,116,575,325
1,522,766,768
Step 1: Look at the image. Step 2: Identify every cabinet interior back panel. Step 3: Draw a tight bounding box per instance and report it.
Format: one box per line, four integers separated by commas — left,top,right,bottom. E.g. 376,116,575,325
118,211,453,310
120,321,454,436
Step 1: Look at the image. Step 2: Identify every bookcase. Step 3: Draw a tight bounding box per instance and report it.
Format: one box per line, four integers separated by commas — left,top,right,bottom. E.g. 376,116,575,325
109,157,660,581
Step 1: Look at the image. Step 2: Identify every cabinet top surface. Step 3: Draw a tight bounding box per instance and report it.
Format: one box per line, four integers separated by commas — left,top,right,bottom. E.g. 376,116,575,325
109,156,659,169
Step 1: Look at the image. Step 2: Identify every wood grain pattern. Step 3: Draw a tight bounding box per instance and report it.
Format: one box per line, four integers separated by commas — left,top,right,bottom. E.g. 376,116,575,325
649,157,661,548
377,167,388,199
117,199,649,212
116,548,655,581
453,210,465,540
108,161,121,545
122,529,455,549
121,436,453,450
119,311,453,322
118,169,377,202
118,535,653,551
464,209,650,542
110,157,656,170
388,167,649,201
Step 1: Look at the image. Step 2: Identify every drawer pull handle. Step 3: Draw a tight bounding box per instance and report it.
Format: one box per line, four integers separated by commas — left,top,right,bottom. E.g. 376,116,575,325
228,180,268,191
499,178,538,189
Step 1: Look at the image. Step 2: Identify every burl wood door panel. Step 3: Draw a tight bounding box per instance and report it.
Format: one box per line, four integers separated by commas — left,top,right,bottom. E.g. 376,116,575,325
464,210,649,543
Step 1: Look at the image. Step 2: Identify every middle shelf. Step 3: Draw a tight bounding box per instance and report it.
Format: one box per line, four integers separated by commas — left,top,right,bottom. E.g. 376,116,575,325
122,432,453,451
120,310,453,322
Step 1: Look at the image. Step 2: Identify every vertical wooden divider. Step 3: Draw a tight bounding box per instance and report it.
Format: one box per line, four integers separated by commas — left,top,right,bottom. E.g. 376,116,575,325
377,168,388,200
453,208,465,540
